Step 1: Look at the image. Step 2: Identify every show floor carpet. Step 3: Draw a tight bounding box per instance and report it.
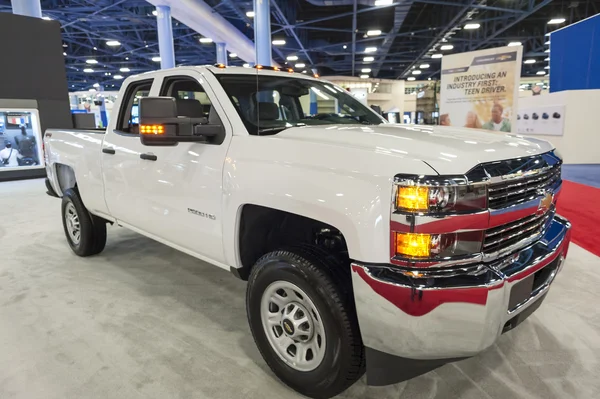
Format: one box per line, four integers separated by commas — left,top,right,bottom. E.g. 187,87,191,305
1,179,600,399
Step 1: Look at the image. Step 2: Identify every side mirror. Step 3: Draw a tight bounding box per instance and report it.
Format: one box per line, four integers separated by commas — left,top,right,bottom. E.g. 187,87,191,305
138,97,223,146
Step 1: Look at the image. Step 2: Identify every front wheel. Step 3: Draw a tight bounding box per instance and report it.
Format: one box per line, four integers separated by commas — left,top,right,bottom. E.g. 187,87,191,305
61,188,107,257
247,247,364,399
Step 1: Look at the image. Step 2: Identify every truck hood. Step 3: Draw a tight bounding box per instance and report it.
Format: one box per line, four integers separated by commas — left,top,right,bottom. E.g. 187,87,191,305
274,124,555,175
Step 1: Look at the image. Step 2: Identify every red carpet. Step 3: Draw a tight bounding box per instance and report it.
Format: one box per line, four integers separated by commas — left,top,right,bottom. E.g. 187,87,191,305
556,180,600,257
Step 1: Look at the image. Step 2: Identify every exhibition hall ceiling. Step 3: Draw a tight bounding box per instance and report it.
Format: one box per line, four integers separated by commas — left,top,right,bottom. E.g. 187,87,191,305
0,0,597,90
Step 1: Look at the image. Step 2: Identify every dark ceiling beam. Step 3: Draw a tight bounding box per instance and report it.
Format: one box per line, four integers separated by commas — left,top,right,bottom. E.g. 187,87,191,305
473,0,554,50
413,0,526,14
272,1,400,33
398,0,479,78
351,0,358,76
271,1,313,65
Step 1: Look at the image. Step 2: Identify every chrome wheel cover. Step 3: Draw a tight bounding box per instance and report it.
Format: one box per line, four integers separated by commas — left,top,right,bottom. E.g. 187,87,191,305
260,281,327,372
65,202,81,245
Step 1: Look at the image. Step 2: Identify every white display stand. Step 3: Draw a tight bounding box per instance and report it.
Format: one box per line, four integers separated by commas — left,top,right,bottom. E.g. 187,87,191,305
517,89,600,164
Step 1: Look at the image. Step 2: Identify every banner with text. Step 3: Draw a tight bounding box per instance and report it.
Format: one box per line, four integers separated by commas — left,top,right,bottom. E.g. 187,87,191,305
439,46,522,133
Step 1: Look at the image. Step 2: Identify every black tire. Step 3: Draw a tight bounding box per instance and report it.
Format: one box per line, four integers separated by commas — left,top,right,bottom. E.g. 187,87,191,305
61,188,107,257
247,246,365,399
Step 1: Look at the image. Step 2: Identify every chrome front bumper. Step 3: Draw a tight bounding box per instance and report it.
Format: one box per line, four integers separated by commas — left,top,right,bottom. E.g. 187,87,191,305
352,214,571,367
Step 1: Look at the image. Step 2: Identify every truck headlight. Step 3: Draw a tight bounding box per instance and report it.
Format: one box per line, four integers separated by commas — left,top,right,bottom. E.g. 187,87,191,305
394,231,484,259
395,177,487,214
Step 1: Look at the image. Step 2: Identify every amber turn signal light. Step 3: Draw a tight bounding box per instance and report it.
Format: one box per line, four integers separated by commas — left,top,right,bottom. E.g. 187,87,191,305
396,186,429,212
140,124,165,135
395,232,432,258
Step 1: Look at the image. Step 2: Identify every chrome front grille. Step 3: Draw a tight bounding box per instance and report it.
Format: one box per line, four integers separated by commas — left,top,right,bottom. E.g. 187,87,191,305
483,210,554,255
487,166,561,209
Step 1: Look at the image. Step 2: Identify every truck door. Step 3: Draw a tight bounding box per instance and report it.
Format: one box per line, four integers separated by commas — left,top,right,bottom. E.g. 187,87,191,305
102,71,232,265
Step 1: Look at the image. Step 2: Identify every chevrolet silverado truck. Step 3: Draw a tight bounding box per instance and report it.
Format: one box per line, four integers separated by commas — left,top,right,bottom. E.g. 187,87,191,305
44,65,571,399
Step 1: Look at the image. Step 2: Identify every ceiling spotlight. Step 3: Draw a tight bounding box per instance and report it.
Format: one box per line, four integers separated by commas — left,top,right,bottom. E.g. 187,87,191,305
440,44,454,50
412,70,422,75
93,47,97,50
106,40,121,46
545,40,550,45
545,57,550,61
42,16,51,20
360,74,369,79
199,38,213,43
152,10,157,16
343,45,347,49
464,23,480,30
364,56,375,62
544,49,550,53
93,83,100,88
374,0,393,5
524,59,536,64
119,67,130,72
544,66,550,69
420,64,430,69
152,56,161,62
286,55,299,61
407,77,416,81
63,52,67,56
243,63,250,68
508,41,522,47
246,11,255,18
229,53,237,58
272,39,286,45
295,63,306,68
365,47,377,53
86,59,98,64
431,53,443,59
548,18,566,25
125,57,129,60
89,88,96,92
114,75,124,79
83,68,94,73
361,68,372,73
366,30,382,36
537,71,546,75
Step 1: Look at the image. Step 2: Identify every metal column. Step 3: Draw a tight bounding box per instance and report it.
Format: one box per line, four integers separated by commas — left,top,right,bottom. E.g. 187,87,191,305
156,6,175,69
253,0,272,66
99,86,108,128
11,0,42,18
309,90,318,115
216,42,227,66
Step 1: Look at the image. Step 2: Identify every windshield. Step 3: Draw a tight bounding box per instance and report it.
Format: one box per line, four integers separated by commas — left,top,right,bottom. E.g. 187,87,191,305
216,74,386,135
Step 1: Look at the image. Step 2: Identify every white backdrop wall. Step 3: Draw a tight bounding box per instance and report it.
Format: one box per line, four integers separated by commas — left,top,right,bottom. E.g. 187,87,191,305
517,89,600,164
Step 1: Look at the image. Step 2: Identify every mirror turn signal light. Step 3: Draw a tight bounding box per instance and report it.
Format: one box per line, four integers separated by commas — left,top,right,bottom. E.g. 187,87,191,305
397,186,429,212
140,124,165,135
395,232,432,258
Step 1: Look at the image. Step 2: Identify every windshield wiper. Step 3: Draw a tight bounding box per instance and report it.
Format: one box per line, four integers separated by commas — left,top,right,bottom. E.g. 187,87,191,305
258,126,290,134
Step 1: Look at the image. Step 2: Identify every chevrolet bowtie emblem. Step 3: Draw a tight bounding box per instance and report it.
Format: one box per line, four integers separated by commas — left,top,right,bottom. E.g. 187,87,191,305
536,190,554,215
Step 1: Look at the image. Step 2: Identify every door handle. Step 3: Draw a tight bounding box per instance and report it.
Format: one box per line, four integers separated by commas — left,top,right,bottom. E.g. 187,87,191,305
102,147,116,155
140,153,158,161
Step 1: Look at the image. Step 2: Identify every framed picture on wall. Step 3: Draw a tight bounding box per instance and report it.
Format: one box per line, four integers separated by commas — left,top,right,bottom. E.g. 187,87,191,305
0,108,44,172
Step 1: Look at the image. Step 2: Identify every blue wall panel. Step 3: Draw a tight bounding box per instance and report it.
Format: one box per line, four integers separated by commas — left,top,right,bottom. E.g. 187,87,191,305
550,14,600,92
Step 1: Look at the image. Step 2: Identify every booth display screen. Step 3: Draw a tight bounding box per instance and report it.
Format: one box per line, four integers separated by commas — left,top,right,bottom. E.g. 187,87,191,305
0,109,44,171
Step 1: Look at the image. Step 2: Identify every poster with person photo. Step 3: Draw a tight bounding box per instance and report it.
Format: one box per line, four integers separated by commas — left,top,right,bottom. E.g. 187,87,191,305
0,109,44,171
439,46,523,133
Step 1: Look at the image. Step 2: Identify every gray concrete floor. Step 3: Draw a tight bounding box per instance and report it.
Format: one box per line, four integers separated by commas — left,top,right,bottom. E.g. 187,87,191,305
1,178,600,399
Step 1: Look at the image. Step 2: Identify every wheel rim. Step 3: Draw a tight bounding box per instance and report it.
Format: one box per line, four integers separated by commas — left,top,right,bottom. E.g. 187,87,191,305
65,202,81,245
260,281,327,372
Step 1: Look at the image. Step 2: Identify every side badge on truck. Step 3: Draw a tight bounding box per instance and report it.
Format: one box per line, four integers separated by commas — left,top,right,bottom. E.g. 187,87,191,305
188,208,216,220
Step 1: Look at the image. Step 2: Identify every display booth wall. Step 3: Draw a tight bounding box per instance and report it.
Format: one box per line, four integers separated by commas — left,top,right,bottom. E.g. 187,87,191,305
517,89,600,164
0,13,72,181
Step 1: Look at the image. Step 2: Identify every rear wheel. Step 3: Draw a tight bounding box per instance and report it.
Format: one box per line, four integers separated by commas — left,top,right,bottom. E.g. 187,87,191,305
247,246,364,399
61,188,107,256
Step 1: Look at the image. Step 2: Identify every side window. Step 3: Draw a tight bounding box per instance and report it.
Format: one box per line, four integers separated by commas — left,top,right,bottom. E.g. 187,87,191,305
160,76,213,120
117,79,153,134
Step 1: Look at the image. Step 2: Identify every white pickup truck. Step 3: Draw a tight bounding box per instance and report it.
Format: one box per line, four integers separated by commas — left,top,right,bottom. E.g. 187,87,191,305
44,65,571,399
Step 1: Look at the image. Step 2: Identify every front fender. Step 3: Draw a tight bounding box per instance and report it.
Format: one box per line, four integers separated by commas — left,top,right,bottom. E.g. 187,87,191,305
221,136,437,268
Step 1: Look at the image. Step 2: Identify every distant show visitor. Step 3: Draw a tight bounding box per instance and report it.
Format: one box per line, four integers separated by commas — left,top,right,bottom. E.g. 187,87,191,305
0,142,23,167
